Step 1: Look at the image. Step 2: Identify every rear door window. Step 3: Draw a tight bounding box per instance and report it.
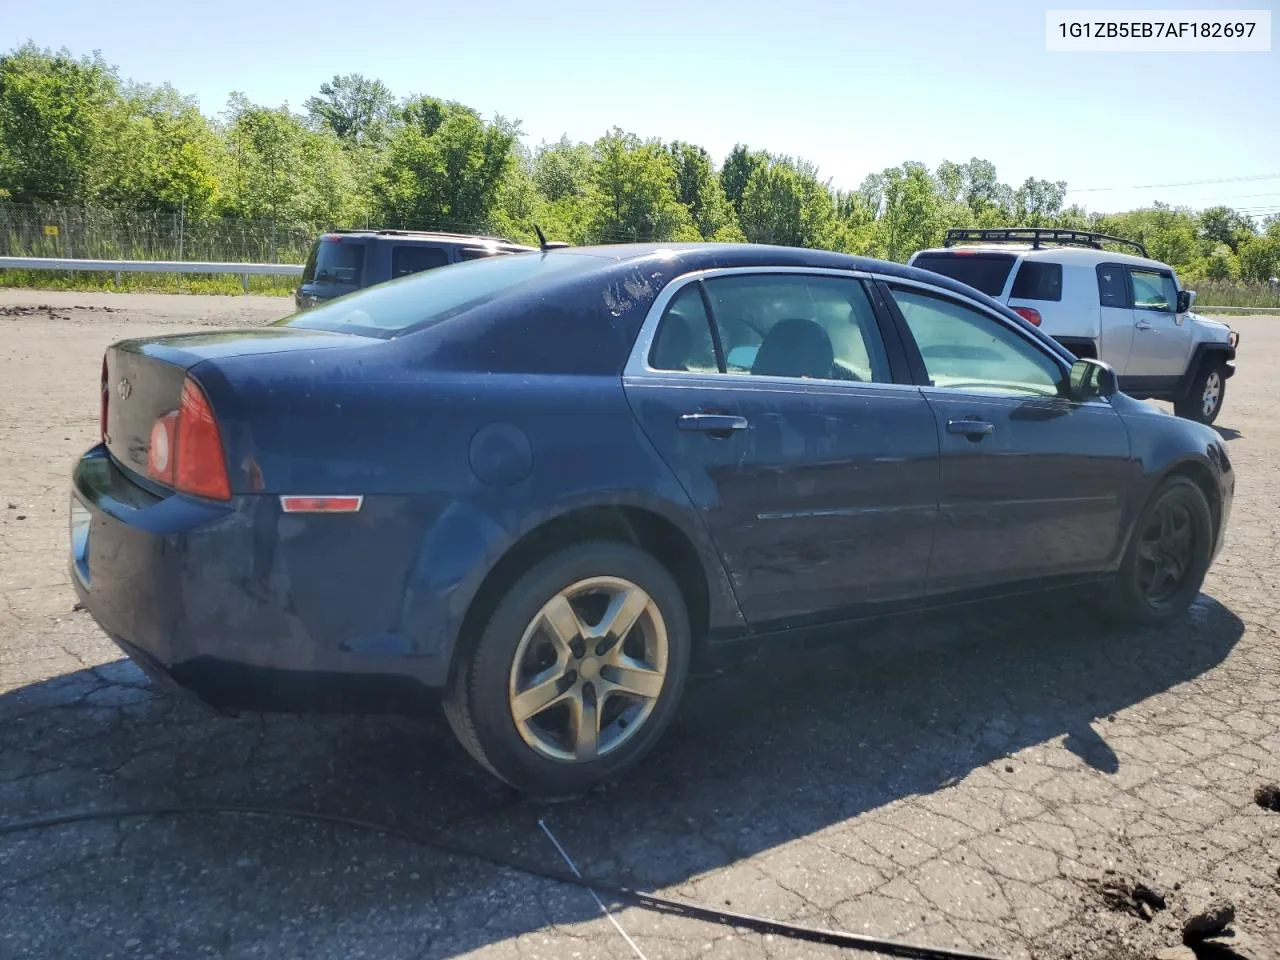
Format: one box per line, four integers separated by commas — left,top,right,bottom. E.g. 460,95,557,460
1009,261,1063,301
392,245,451,278
308,238,365,285
1097,264,1129,307
911,252,1018,296
701,273,892,383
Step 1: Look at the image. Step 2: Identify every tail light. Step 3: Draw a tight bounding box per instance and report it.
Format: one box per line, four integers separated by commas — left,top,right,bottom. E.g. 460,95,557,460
145,378,231,501
1013,306,1042,326
99,355,109,441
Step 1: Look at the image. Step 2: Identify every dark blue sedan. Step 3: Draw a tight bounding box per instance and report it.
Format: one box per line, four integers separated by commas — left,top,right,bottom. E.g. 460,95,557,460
72,243,1234,796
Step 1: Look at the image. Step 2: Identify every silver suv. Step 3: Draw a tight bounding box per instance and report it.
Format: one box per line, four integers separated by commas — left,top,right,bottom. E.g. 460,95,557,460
910,229,1239,424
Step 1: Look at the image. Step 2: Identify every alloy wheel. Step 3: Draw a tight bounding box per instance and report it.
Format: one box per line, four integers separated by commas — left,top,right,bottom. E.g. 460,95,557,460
508,576,668,762
1136,492,1198,606
1202,371,1222,418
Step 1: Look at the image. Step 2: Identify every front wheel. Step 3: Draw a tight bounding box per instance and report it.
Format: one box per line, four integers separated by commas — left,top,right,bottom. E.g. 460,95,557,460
1174,363,1226,425
443,541,691,797
1103,476,1213,625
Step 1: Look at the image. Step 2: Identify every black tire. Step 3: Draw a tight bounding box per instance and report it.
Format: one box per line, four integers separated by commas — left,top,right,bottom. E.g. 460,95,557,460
443,540,691,798
1174,362,1227,425
1103,476,1214,625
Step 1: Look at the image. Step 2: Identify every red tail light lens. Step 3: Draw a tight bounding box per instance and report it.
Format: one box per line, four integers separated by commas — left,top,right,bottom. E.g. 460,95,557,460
175,379,231,501
145,378,231,501
100,355,109,441
1013,306,1042,326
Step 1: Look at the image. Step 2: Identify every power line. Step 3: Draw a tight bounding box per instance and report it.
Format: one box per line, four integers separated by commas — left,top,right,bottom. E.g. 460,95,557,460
1068,173,1280,194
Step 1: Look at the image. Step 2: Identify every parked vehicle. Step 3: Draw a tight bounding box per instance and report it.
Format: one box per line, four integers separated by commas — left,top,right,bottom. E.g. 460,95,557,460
74,242,1234,796
294,229,538,309
909,228,1240,424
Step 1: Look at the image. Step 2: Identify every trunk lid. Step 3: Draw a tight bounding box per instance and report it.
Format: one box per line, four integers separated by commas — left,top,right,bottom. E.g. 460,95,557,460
102,327,362,482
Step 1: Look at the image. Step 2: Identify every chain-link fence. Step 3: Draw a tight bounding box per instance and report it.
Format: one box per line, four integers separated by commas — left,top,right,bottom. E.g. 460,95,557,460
0,203,321,264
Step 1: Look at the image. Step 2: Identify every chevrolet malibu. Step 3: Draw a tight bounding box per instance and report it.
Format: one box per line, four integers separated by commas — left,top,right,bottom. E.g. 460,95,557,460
72,243,1234,796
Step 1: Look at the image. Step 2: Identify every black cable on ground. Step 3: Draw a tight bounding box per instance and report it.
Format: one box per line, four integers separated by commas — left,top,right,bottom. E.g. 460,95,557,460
0,804,1006,960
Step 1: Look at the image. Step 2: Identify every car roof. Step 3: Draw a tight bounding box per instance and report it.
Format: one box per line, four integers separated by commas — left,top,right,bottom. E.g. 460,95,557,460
552,242,1036,301
545,241,962,279
914,243,1168,270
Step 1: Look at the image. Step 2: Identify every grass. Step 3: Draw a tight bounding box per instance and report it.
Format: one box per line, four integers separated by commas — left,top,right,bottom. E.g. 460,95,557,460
0,270,295,296
1193,279,1280,309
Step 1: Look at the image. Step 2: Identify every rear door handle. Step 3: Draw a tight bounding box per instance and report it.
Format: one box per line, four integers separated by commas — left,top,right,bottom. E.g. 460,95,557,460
678,413,749,435
947,418,994,439
1135,320,1153,331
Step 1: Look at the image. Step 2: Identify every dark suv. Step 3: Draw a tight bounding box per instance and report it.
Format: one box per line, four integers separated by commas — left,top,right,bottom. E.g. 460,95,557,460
294,229,537,309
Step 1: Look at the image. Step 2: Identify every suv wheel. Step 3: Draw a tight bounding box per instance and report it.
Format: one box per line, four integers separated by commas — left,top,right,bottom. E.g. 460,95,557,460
1102,475,1213,625
1175,363,1226,425
443,541,691,797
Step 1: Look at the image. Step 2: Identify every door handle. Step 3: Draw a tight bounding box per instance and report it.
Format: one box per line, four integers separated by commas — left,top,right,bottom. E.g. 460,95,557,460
1135,320,1153,331
678,413,749,435
947,418,994,440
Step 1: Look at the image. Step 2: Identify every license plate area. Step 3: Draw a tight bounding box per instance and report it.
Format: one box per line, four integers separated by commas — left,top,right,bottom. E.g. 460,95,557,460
70,496,91,586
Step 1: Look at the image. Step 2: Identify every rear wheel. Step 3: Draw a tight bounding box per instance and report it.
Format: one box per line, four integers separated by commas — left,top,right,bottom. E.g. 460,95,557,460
443,541,690,797
1103,476,1213,624
1174,363,1226,425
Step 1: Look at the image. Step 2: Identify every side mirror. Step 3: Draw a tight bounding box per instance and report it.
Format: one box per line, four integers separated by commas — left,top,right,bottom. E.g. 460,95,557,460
1067,357,1117,401
1176,289,1192,313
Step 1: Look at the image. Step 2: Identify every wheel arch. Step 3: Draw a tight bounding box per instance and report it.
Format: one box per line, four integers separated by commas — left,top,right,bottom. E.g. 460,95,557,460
1118,455,1222,562
1161,458,1222,543
1176,342,1235,398
447,502,740,687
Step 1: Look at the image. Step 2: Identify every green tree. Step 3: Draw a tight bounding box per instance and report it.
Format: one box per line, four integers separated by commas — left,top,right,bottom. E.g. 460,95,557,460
1198,205,1254,253
1097,204,1200,271
98,82,223,218
874,163,944,260
304,74,394,147
737,155,840,249
588,128,694,242
1013,177,1067,226
221,94,358,227
667,140,740,240
532,135,594,202
720,144,767,215
1203,243,1239,280
1238,234,1280,282
0,43,117,203
373,96,518,229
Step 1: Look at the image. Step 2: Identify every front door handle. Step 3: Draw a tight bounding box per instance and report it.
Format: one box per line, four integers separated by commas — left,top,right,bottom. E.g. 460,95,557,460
947,418,994,440
1135,320,1153,331
678,413,749,435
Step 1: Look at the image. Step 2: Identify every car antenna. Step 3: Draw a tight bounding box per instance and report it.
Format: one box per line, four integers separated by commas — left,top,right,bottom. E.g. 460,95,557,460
534,224,551,252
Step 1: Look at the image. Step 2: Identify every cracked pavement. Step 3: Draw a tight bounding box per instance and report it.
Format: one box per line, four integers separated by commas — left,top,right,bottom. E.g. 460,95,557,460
2,289,1279,960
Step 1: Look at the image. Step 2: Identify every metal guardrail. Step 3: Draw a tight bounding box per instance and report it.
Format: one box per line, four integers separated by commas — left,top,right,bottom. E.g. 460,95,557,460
1,256,1277,310
0,256,303,292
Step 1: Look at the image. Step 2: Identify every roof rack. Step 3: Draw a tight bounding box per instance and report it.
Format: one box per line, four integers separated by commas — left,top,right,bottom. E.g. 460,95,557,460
942,228,1148,258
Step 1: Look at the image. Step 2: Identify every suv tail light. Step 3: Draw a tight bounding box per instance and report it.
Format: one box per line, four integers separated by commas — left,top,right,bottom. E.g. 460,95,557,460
145,378,231,501
1013,306,1042,326
99,355,109,441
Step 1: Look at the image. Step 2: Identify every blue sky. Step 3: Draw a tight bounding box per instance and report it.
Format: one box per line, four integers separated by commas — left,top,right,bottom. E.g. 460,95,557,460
4,0,1277,214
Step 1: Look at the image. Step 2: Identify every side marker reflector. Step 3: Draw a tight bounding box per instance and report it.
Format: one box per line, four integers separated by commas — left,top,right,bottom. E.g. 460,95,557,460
280,495,364,514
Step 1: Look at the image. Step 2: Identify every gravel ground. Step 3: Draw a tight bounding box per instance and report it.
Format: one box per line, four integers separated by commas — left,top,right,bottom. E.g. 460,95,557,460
2,289,1279,960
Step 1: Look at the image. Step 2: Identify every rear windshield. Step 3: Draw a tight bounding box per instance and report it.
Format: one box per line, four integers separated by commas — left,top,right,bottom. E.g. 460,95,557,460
278,252,601,338
1010,261,1063,301
911,252,1017,297
303,237,365,285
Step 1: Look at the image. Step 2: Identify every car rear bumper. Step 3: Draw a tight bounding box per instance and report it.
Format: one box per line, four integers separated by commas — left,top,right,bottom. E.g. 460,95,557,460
71,445,453,714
